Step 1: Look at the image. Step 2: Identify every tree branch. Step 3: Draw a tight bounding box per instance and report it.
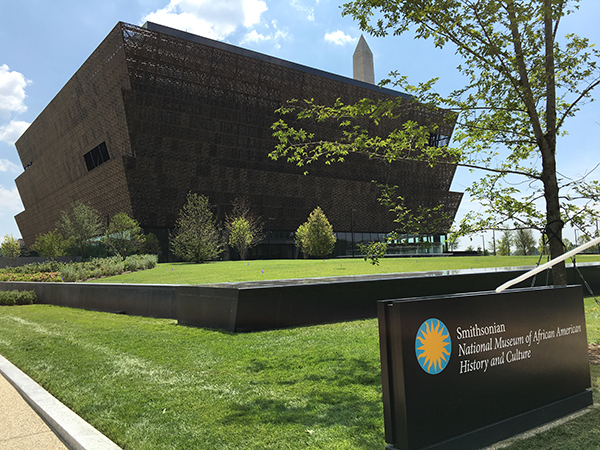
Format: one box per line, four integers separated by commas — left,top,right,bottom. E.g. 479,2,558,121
556,77,600,131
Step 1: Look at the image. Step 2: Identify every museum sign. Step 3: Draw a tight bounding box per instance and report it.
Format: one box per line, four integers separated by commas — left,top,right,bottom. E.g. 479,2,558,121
378,285,592,450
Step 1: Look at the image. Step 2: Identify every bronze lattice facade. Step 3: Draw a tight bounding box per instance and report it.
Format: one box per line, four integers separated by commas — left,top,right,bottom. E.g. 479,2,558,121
15,22,462,258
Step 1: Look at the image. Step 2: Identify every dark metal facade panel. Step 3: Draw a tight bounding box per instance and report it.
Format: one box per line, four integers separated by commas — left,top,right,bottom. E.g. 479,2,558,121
120,23,461,233
14,23,135,245
14,21,462,248
142,21,412,100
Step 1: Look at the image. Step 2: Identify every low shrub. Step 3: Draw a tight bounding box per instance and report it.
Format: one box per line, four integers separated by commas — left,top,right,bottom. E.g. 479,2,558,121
0,272,62,282
124,255,143,272
6,261,63,274
0,254,157,283
102,260,125,277
77,267,89,281
60,264,78,282
123,254,157,272
0,290,36,306
141,254,158,270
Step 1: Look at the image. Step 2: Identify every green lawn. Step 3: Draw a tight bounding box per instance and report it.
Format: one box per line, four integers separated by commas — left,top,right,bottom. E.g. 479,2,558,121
1,298,600,448
89,254,600,284
0,306,383,449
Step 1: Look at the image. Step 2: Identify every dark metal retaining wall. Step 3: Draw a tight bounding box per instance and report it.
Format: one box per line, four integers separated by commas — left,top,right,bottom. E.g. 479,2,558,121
2,263,599,332
0,282,178,320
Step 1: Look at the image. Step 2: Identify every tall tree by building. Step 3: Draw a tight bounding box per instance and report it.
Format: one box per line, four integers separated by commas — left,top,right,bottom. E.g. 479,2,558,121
57,201,104,258
1,234,21,265
170,192,222,263
224,198,264,260
31,230,68,260
295,207,337,258
103,213,144,258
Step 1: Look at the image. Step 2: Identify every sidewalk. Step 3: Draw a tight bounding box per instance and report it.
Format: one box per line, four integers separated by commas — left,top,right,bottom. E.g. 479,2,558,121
0,354,121,450
0,372,68,450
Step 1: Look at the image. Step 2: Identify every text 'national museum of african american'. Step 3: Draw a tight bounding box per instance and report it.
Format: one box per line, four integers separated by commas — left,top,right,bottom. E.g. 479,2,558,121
14,21,462,259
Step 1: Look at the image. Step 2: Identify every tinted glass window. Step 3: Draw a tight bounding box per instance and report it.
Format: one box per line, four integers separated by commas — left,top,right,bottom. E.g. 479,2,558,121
84,142,110,171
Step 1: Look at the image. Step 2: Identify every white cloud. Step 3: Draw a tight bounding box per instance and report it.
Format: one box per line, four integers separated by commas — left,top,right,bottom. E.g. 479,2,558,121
0,186,23,213
241,30,270,44
324,30,357,46
0,120,30,146
240,20,290,49
243,0,268,27
0,159,21,174
0,65,30,120
142,0,267,41
290,0,315,21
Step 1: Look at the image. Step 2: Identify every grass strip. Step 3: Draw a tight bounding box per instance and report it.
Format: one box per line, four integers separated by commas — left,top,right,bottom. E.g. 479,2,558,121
90,255,600,285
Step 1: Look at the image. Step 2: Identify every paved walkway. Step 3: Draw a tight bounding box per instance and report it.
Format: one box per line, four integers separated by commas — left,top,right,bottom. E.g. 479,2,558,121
0,354,121,450
0,372,68,449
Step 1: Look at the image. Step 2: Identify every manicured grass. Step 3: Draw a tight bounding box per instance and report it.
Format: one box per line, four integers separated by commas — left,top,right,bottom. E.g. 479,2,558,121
0,306,384,449
90,254,600,285
1,299,600,448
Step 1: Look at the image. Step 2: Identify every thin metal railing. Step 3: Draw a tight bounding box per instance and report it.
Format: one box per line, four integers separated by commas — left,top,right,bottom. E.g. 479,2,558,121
496,236,600,293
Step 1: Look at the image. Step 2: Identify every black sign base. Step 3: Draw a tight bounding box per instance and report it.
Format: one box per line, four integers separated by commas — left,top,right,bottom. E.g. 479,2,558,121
385,390,592,450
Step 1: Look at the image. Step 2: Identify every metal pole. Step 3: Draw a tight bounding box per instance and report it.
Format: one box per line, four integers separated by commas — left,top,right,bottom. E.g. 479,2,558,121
350,208,356,257
597,219,599,254
268,217,275,259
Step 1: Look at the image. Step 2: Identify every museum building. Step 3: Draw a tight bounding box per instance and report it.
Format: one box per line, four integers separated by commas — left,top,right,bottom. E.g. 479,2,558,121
14,21,462,259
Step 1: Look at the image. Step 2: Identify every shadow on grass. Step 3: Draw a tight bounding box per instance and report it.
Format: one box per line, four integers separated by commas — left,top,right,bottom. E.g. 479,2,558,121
223,355,383,433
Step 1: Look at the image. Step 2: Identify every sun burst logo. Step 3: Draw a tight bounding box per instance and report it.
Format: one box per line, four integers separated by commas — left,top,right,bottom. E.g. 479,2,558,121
415,318,451,375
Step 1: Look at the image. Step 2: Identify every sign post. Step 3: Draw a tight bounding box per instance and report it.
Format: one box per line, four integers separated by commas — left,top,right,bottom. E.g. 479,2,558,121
378,285,592,450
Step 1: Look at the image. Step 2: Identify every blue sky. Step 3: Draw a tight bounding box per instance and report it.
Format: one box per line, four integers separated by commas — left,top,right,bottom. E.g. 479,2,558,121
0,0,598,250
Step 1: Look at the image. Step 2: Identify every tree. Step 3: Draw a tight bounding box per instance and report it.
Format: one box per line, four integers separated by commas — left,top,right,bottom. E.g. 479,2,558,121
446,229,460,251
358,241,388,265
270,0,600,285
295,207,337,258
562,237,574,251
103,212,144,258
170,192,222,263
575,233,598,254
577,234,591,246
514,228,536,255
57,201,104,258
224,198,264,260
497,230,513,256
31,230,68,260
1,234,21,264
141,233,161,256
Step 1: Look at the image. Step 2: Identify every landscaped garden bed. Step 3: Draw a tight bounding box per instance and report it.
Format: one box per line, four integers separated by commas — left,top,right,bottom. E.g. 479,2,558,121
0,254,157,283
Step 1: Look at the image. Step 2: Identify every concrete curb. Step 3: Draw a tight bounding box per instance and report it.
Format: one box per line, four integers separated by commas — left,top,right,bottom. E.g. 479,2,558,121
0,354,121,450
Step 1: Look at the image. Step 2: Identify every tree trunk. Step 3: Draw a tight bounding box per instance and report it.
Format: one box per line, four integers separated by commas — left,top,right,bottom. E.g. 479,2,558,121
541,0,567,286
541,140,567,285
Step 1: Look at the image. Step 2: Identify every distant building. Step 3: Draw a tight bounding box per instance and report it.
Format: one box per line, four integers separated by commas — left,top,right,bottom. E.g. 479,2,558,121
14,22,462,259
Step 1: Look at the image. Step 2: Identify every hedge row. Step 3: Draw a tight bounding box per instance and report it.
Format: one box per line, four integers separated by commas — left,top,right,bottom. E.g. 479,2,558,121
0,290,36,306
0,254,158,283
